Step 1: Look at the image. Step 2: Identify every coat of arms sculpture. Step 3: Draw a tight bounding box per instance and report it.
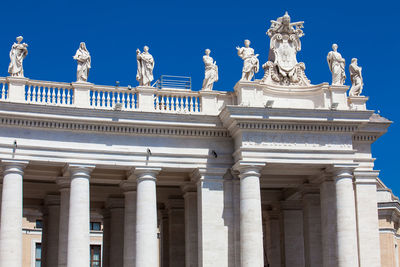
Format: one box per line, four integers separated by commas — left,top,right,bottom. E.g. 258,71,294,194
261,12,311,86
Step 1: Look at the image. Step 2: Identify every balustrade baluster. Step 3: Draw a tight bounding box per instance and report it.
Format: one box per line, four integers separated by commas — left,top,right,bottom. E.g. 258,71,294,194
193,96,198,112
166,95,170,111
184,96,189,112
26,85,32,102
64,89,69,105
155,94,160,110
161,95,166,110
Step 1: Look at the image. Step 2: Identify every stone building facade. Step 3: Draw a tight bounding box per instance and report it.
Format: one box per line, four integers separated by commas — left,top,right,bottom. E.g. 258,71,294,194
0,12,397,267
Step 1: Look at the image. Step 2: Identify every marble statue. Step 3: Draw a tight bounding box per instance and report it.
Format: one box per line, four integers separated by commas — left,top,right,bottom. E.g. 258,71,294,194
236,40,259,81
327,44,346,85
8,36,28,77
349,58,363,96
261,12,310,86
202,49,218,90
73,42,91,82
136,46,154,87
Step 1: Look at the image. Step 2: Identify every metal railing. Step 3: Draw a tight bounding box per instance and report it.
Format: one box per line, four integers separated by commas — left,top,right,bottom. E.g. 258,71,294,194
154,75,191,90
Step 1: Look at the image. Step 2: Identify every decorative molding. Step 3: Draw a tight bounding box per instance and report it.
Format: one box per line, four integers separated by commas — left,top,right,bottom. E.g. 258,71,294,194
353,134,378,142
237,122,358,132
0,116,230,138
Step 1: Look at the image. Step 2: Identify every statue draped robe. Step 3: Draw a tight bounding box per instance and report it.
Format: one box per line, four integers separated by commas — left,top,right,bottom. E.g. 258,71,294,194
327,51,346,85
74,46,91,82
238,47,259,81
202,55,218,90
8,43,28,77
136,52,154,87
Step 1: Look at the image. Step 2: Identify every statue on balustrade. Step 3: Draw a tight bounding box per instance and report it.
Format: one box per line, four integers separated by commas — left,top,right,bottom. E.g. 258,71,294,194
236,39,259,81
136,46,154,87
327,43,346,85
8,36,28,77
73,42,91,82
202,49,218,90
349,58,363,96
261,12,311,86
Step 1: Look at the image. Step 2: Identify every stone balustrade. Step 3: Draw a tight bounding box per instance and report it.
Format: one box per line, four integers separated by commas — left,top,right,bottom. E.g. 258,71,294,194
0,75,370,114
0,77,8,100
154,89,201,113
0,76,233,115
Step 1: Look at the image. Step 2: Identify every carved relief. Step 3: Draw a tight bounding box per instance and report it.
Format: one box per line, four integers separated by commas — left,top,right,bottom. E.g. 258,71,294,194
261,12,311,86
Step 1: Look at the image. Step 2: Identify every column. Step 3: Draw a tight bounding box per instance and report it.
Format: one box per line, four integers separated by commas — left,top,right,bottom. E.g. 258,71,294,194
183,187,198,267
265,209,283,267
166,198,185,267
101,210,111,267
302,190,323,267
161,209,170,267
0,160,27,267
354,170,381,267
107,198,125,267
282,202,305,267
193,168,232,267
44,195,60,267
238,165,264,267
232,175,241,267
334,168,359,267
56,178,70,267
135,167,161,267
320,178,338,267
121,181,136,267
66,164,94,267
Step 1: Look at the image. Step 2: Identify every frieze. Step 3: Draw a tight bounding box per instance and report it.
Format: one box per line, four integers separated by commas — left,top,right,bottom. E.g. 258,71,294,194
242,132,352,149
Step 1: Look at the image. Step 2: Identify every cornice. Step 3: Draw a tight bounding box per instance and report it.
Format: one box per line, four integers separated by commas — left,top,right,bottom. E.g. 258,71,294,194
0,114,230,138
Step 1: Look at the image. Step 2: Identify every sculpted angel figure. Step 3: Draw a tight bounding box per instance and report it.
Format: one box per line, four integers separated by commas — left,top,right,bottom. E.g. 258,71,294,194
349,58,363,96
136,46,154,86
8,36,28,77
236,39,259,81
202,49,218,90
73,42,91,82
327,44,346,85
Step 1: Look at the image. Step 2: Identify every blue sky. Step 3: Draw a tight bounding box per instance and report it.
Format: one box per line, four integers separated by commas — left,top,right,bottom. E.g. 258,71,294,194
1,0,400,193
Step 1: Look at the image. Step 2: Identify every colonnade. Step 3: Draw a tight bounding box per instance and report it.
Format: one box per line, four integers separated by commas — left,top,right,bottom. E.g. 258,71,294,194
0,160,382,267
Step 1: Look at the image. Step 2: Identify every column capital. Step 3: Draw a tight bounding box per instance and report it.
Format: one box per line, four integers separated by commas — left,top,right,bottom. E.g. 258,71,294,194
56,177,71,190
134,167,161,181
181,183,197,197
44,195,60,206
232,161,265,177
1,159,28,175
165,198,184,210
353,170,380,185
63,164,95,178
120,180,137,192
190,167,228,182
106,198,124,209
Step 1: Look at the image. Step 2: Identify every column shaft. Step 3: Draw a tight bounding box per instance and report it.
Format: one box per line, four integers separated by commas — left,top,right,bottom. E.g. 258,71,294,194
123,190,136,267
0,161,26,267
184,191,198,267
102,211,111,267
335,169,359,267
167,199,185,267
302,193,322,267
109,200,124,267
57,184,70,267
67,165,93,267
135,168,160,267
239,167,264,267
354,171,381,267
282,208,305,267
44,196,60,267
